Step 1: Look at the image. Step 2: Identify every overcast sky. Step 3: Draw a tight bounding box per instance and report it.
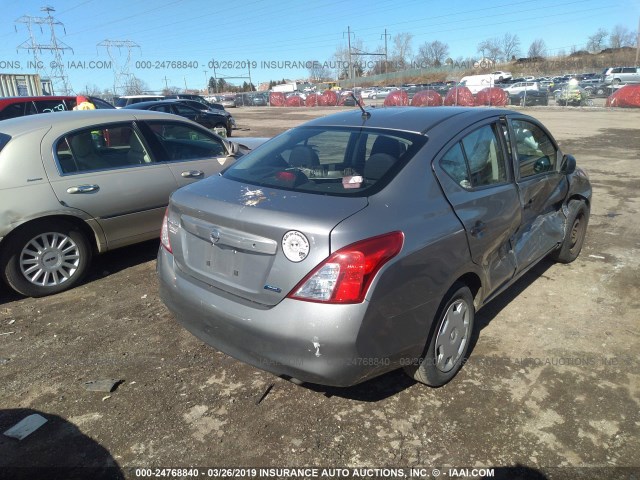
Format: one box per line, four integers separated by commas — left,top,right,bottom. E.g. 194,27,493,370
1,0,638,93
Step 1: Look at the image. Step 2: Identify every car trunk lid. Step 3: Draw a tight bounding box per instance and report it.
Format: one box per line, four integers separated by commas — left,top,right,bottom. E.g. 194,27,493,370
168,176,368,306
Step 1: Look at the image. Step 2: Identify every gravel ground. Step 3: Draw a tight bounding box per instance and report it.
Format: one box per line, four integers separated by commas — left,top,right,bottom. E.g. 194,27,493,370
1,105,639,480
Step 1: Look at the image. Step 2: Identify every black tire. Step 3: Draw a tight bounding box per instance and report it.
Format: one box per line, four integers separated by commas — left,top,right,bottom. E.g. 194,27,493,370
404,283,474,387
1,220,92,297
552,200,589,263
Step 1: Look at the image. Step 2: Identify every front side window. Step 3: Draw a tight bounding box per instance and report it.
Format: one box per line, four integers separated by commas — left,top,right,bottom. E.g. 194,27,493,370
223,126,426,196
511,119,557,178
146,121,226,160
55,123,151,174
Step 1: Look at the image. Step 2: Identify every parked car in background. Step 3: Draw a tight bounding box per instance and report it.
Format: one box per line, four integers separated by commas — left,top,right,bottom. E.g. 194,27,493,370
171,99,236,130
0,95,113,121
509,90,549,106
490,71,512,82
555,82,593,106
220,95,236,108
158,107,591,388
124,100,233,136
113,95,165,108
361,88,378,99
0,110,262,297
602,66,640,85
502,81,541,96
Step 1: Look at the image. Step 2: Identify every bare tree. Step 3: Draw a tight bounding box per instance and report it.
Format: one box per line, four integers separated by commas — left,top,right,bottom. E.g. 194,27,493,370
586,28,608,52
528,39,547,58
609,24,636,48
124,75,150,95
392,32,413,69
416,40,450,66
477,38,502,64
79,84,102,96
307,60,330,83
500,33,520,61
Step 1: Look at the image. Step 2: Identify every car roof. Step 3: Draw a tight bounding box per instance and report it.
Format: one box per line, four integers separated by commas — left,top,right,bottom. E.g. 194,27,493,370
0,95,75,106
0,109,195,136
123,100,185,109
301,107,512,134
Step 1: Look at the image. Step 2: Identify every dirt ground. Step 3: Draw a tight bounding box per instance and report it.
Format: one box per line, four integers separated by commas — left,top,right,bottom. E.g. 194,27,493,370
1,105,639,480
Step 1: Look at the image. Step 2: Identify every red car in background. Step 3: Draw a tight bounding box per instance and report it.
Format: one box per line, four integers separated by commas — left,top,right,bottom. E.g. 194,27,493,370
0,95,114,121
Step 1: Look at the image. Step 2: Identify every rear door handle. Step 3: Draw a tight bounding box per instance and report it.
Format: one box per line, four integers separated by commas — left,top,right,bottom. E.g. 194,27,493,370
67,184,100,194
524,198,534,209
470,221,486,237
181,170,204,178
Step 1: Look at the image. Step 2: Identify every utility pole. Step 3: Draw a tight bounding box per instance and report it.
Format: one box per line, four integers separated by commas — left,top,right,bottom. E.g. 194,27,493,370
163,76,169,90
636,16,639,65
15,6,73,94
381,29,391,76
203,70,208,93
343,26,354,81
97,39,140,96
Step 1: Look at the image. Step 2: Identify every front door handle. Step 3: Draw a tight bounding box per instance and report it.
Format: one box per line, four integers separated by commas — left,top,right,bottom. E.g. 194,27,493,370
67,184,100,194
181,170,204,178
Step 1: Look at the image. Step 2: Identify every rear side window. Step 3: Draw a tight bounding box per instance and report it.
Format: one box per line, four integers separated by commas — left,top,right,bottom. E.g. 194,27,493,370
223,126,426,196
55,123,152,174
146,121,226,160
34,100,69,113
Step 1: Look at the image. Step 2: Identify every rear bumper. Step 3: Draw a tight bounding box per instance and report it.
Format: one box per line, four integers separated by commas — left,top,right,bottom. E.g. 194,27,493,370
157,248,407,387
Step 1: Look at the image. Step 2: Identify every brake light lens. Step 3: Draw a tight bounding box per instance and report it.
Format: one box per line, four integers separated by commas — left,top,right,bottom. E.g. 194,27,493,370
160,208,172,253
289,231,404,304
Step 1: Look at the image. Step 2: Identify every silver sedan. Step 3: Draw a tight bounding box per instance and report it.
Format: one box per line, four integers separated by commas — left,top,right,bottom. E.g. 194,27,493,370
158,107,591,387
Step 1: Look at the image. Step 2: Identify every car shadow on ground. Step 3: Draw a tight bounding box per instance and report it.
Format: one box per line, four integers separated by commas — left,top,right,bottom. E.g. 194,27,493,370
86,239,160,282
0,240,160,306
0,408,124,479
302,258,556,402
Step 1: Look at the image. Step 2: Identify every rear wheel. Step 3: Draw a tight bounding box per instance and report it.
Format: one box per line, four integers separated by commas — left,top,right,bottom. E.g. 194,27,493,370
404,283,474,386
552,200,589,263
1,220,92,297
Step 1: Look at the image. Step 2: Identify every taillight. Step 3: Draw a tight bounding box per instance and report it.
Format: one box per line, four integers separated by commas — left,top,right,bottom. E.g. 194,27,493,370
289,231,404,304
160,208,172,253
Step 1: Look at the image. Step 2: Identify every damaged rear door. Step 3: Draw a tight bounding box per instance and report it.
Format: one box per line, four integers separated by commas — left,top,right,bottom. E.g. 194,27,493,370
507,117,568,270
433,120,521,295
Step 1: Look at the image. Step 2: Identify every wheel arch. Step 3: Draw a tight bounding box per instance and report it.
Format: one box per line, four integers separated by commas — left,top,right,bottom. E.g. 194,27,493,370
1,214,101,257
444,272,482,310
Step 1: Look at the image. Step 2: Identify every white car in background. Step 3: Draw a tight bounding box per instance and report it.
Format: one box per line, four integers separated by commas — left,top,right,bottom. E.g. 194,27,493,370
361,88,378,99
491,71,512,82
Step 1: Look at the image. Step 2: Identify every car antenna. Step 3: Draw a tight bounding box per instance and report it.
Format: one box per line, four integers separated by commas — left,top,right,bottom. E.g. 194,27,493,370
352,93,371,119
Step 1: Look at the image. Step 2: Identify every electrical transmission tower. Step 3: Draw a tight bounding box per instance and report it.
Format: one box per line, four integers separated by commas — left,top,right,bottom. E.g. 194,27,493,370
15,6,73,95
97,40,140,95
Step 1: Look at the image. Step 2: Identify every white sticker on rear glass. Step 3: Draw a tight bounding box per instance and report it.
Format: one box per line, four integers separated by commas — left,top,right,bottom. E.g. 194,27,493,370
282,231,310,262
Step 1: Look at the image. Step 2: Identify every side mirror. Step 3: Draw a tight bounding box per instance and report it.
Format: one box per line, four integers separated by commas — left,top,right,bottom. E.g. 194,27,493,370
533,156,552,173
562,154,576,175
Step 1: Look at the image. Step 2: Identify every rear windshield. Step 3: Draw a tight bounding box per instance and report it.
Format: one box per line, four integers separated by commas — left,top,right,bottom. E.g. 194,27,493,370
222,126,426,197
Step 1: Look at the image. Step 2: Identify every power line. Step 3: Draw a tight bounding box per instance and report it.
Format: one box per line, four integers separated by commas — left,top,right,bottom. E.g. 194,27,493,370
15,6,73,94
97,39,140,95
